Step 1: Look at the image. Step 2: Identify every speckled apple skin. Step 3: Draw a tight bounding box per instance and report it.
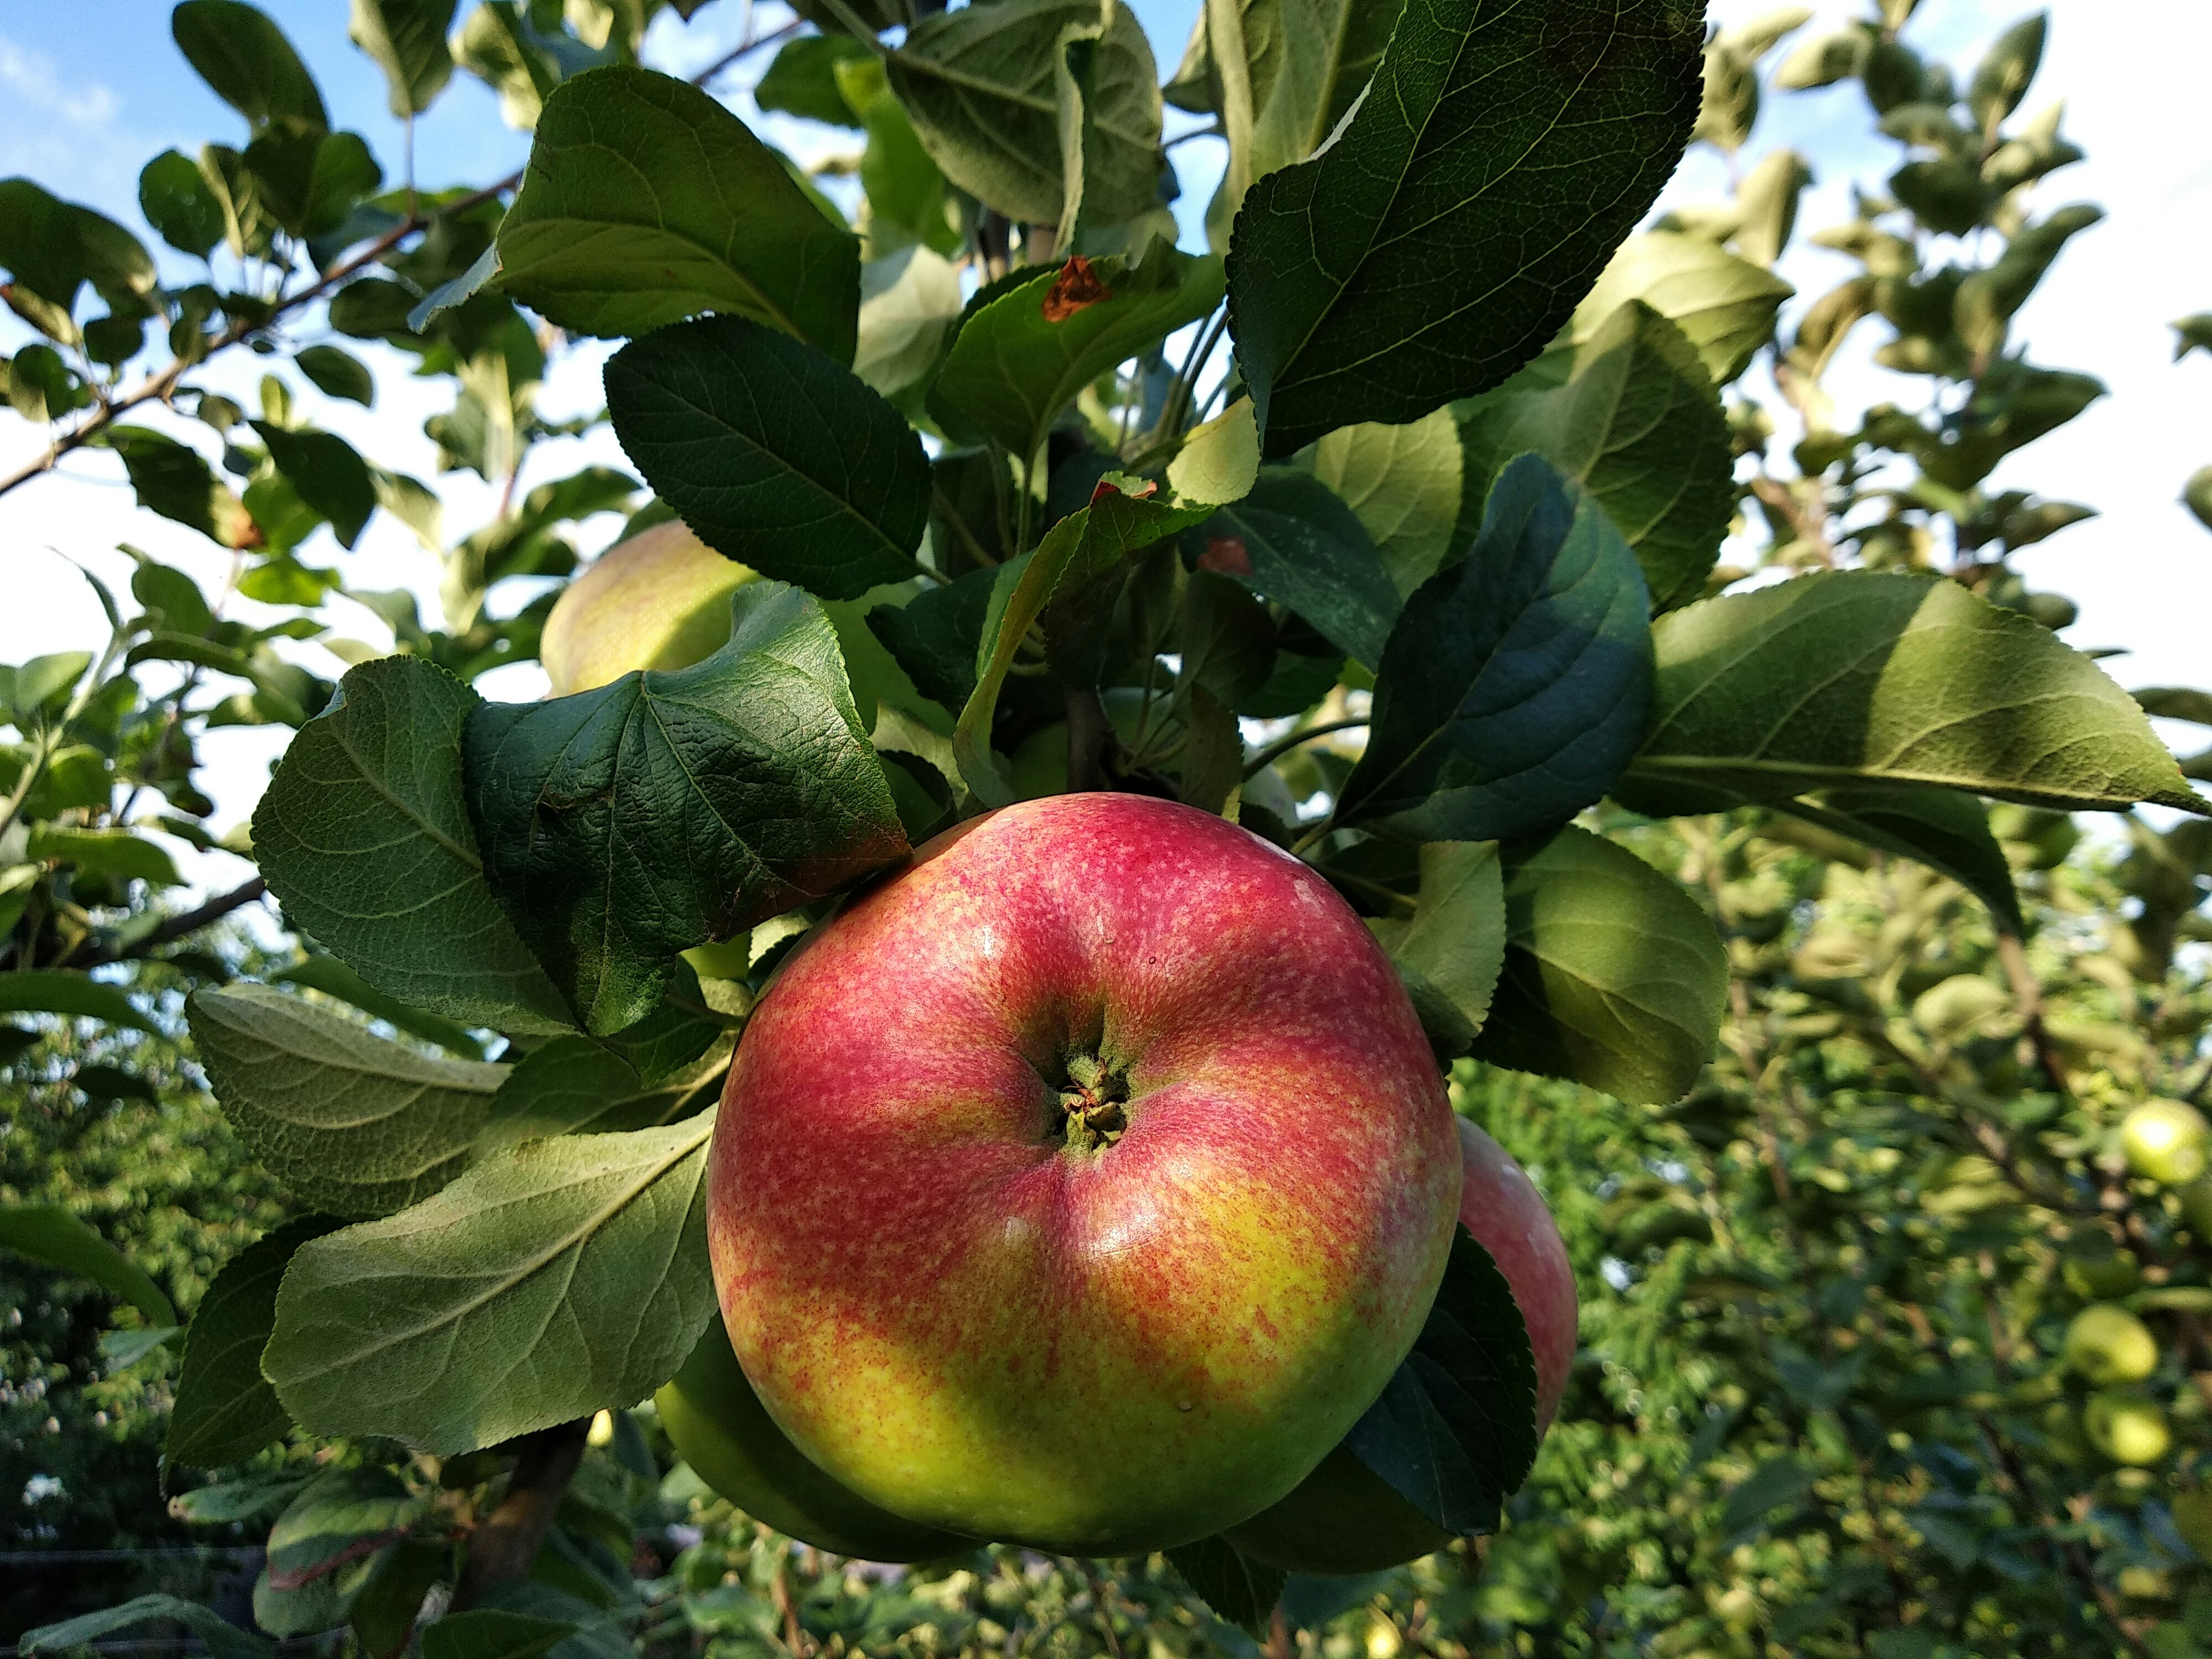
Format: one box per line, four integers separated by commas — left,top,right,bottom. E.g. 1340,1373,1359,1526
707,794,1462,1554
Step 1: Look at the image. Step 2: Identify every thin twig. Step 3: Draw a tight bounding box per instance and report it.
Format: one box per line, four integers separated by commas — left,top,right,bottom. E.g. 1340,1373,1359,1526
1241,717,1367,779
55,877,268,970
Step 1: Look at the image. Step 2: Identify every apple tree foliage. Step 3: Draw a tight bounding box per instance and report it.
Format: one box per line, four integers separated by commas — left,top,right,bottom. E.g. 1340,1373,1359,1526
6,0,2212,1652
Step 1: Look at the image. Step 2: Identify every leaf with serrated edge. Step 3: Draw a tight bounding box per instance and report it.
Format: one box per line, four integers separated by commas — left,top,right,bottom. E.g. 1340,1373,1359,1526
1164,1537,1285,1639
1344,1225,1538,1536
264,1117,718,1454
254,656,572,1035
1471,825,1727,1104
1204,468,1397,667
1771,786,2023,933
22,1596,272,1659
1540,231,1793,389
1336,454,1653,842
167,1215,344,1468
480,1035,728,1147
497,66,860,361
1228,0,1704,456
190,985,508,1215
463,582,907,1035
1305,408,1462,597
1370,841,1505,1056
605,316,930,602
1626,571,2208,813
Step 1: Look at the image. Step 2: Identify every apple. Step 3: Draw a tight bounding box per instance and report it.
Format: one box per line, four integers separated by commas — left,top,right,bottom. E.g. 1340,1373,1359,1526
2120,1099,2210,1186
2084,1387,2171,1465
1222,1118,1579,1574
540,519,755,696
2062,1304,2158,1386
655,1310,971,1561
706,794,1463,1554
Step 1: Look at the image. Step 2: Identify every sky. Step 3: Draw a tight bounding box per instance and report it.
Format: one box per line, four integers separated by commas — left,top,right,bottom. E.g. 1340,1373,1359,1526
1,0,2208,897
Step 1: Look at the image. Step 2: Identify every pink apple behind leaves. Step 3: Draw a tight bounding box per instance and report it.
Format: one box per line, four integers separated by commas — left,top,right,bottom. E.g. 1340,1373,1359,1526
707,794,1463,1554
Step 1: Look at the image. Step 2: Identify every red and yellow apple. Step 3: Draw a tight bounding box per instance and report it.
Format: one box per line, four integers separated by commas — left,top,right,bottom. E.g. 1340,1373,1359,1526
706,794,1462,1554
655,1310,972,1561
540,519,755,696
1222,1118,1579,1574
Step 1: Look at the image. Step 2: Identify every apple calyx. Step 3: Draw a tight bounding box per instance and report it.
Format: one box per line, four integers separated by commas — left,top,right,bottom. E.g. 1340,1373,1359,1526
1055,1051,1131,1152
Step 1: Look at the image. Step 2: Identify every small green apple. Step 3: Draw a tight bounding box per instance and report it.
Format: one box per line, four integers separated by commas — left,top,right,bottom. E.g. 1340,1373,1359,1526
2083,1387,2171,1465
655,1312,971,1562
541,520,755,696
2062,1304,2158,1386
2120,1099,2210,1186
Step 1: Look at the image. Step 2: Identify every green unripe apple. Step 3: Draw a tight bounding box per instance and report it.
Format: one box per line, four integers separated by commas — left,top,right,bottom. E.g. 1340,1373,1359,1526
540,520,755,696
2120,1099,2211,1186
2062,1304,2158,1386
654,1311,971,1562
2083,1387,2171,1465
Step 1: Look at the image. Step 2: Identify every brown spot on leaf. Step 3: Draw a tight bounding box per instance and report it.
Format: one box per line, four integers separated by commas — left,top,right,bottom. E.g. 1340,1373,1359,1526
1197,536,1251,577
1041,256,1112,322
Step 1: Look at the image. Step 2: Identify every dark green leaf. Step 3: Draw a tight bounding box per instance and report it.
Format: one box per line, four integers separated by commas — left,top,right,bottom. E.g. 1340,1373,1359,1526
1623,571,2208,813
252,421,377,547
1721,1456,1814,1537
0,179,160,332
927,244,1223,463
1345,1225,1538,1536
1164,1538,1285,1640
0,1203,177,1326
166,1215,345,1468
272,953,487,1058
756,36,873,128
351,1540,450,1658
253,656,575,1035
190,984,509,1215
497,66,860,361
864,563,1000,714
0,970,159,1034
462,582,908,1035
257,1468,424,1635
1368,840,1505,1059
1335,455,1652,842
1769,787,2023,934
351,0,459,117
1460,303,1733,612
174,0,330,133
1227,0,1704,455
330,276,421,337
2135,687,2212,728
887,0,1164,227
1470,825,1728,1104
25,826,182,889
264,1117,718,1454
296,343,377,407
482,1034,728,1144
605,315,930,601
140,150,228,258
1201,468,1398,667
107,426,255,547
1967,12,2044,131
22,1597,272,1659
421,1612,578,1659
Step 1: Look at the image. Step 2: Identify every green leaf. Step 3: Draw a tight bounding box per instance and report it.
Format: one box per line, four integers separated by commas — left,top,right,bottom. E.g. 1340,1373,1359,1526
272,953,487,1058
0,969,159,1034
350,1540,449,1657
1470,825,1727,1104
927,244,1224,463
1762,786,2024,934
257,1468,425,1635
887,0,1164,227
604,315,930,602
2187,466,2212,535
497,65,860,361
252,421,377,547
1544,231,1794,389
1227,0,1704,456
1201,468,1398,667
2136,687,2212,728
174,0,330,133
2174,314,2212,363
853,247,965,405
296,343,377,408
24,826,183,889
254,655,574,1036
167,1215,345,1468
107,426,255,548
140,150,229,258
1624,571,2208,814
839,57,960,259
1303,408,1463,598
264,1116,718,1454
1164,1538,1285,1640
462,582,908,1035
864,563,999,714
190,984,510,1215
1249,0,1405,182
0,1203,175,1326
351,0,458,117
22,1597,272,1659
1369,841,1505,1058
1345,1224,1538,1536
756,35,874,128
481,1034,728,1145
1460,302,1734,612
421,1611,578,1659
1967,11,2044,131
1167,396,1261,508
0,180,159,335
1335,455,1652,842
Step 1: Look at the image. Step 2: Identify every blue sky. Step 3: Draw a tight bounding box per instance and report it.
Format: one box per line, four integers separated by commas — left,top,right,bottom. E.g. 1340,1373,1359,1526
2,0,2208,874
